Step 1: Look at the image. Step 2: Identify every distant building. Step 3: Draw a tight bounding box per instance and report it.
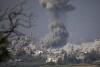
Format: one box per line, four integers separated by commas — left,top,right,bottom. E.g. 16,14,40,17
76,52,85,63
46,57,58,63
21,43,31,54
46,50,65,63
34,50,43,56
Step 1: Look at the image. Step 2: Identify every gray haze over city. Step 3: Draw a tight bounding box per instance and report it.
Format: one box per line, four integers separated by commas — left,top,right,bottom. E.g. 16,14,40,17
0,0,100,44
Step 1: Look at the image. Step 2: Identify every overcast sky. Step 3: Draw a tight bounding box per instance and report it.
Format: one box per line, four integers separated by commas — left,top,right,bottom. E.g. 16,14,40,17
0,0,100,43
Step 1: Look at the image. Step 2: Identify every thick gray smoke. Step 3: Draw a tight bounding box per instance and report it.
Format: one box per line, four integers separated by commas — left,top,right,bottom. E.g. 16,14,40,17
39,0,75,48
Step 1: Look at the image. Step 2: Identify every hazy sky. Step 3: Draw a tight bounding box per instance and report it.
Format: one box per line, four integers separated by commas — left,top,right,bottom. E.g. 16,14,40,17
0,0,100,43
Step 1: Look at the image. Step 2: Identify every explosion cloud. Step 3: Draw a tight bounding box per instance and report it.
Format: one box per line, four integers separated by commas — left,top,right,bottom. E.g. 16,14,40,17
39,0,75,48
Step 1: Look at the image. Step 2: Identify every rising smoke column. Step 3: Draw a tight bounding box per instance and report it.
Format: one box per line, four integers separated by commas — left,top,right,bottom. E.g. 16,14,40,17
39,0,75,48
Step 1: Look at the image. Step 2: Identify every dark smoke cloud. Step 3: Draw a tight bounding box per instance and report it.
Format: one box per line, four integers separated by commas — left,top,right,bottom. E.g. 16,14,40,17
39,0,75,48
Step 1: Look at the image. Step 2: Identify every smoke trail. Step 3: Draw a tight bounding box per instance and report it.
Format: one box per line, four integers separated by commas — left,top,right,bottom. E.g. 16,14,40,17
39,0,75,48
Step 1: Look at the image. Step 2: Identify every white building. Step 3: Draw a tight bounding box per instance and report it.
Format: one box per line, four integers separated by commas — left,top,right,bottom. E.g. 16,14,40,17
46,57,58,63
34,50,43,56
46,51,65,63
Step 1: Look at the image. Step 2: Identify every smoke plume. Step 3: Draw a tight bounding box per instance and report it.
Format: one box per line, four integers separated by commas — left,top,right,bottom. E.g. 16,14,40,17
39,0,75,48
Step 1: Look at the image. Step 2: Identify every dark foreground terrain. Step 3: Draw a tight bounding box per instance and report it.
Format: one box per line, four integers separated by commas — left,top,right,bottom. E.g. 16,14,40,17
0,62,100,67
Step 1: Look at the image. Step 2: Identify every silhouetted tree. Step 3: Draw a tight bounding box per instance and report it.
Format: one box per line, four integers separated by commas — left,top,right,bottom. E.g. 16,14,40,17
0,1,34,62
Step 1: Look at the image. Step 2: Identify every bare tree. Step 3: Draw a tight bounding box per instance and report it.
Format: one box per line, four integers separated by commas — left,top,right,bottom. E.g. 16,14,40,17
0,1,34,62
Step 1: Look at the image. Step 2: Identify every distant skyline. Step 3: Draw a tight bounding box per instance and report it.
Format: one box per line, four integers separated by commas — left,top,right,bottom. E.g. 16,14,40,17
0,0,100,43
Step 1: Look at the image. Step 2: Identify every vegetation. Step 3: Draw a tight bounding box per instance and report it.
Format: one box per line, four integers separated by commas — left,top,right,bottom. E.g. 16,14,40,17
0,1,34,62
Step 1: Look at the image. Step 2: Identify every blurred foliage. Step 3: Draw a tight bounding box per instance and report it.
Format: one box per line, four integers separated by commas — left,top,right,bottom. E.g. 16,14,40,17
0,38,10,62
21,55,46,63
